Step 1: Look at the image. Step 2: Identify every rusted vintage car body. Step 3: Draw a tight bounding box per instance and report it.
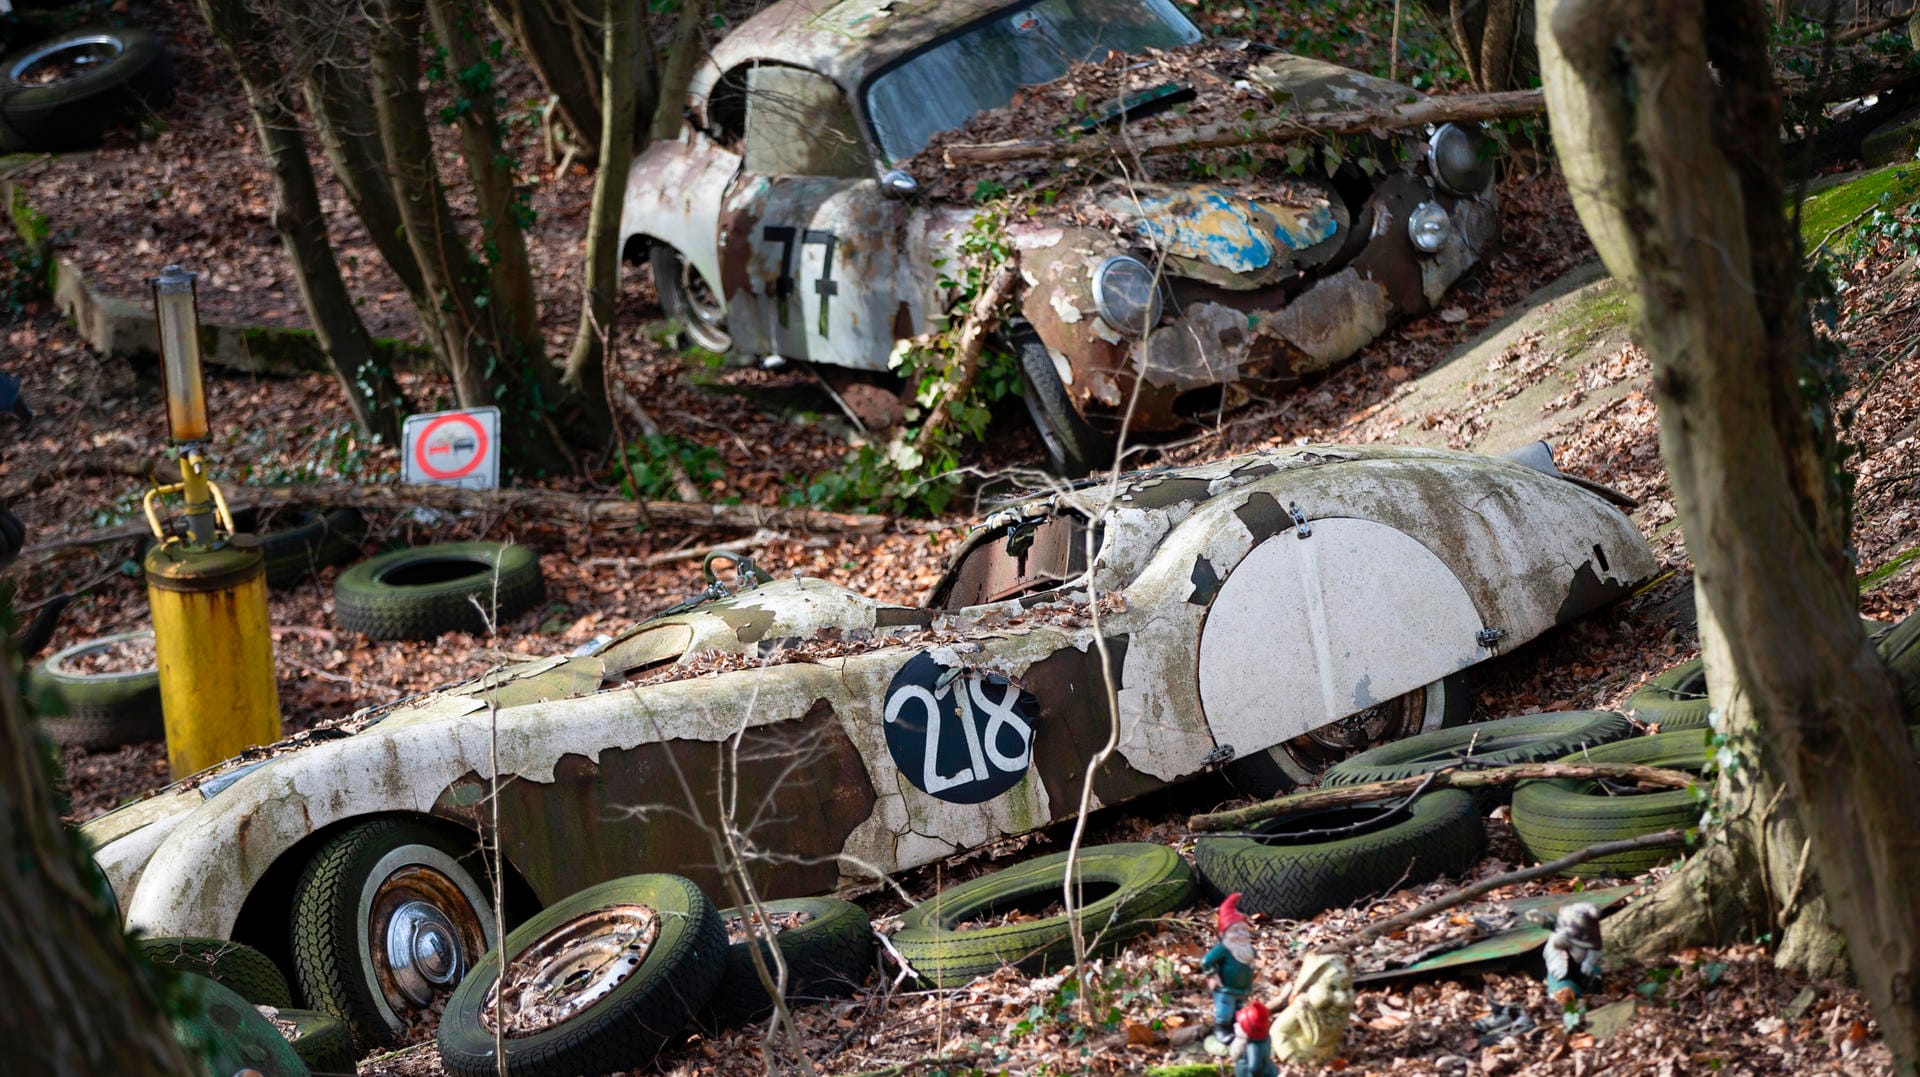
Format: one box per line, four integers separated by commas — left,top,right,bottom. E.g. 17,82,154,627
85,444,1653,964
620,0,1499,453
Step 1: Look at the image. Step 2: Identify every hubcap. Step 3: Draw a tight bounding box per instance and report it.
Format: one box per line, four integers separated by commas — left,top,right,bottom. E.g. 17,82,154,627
364,861,490,1024
485,904,659,1037
384,900,465,1006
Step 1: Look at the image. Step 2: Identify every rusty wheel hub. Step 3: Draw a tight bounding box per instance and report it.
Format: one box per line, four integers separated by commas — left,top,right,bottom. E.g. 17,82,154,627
485,904,659,1037
367,864,489,1017
1284,686,1427,771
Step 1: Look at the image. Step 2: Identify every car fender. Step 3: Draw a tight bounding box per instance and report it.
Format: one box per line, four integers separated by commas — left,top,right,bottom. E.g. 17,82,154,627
620,133,737,293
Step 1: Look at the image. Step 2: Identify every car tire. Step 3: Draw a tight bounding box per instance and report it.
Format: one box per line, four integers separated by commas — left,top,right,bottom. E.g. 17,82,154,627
334,542,543,640
437,873,727,1077
1017,331,1111,477
1227,673,1472,797
1320,710,1636,790
651,244,732,353
890,843,1192,989
1622,659,1711,730
1510,729,1712,876
261,1006,358,1077
24,630,162,749
234,506,365,590
170,974,309,1077
291,818,498,1051
0,28,173,153
135,936,294,1008
700,896,874,1032
1193,789,1483,921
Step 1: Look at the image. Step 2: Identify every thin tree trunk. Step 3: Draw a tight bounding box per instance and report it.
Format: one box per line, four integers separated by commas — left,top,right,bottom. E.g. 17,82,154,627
1540,0,1920,1064
197,0,405,444
560,0,638,445
0,633,194,1073
486,0,606,161
649,0,706,142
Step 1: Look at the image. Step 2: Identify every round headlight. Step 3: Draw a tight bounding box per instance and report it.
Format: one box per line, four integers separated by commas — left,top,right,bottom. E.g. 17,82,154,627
1429,122,1496,197
1091,255,1163,337
1408,202,1452,254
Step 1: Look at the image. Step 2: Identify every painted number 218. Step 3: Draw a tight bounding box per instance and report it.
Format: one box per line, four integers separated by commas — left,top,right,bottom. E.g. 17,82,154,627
884,675,1034,797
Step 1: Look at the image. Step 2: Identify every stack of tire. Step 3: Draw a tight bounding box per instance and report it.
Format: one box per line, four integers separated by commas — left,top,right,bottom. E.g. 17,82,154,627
141,936,354,1076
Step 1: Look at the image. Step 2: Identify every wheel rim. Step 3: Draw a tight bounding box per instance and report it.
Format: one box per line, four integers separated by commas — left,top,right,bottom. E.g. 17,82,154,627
673,256,732,352
484,904,659,1037
1282,684,1431,771
10,35,124,85
358,847,493,1030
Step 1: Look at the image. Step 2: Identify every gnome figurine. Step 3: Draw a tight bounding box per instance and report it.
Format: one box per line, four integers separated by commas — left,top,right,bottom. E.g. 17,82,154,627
1272,952,1355,1064
1201,893,1257,1055
1229,999,1278,1077
1542,902,1604,997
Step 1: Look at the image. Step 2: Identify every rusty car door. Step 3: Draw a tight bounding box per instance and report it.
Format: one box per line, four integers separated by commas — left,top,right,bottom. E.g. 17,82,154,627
716,63,919,370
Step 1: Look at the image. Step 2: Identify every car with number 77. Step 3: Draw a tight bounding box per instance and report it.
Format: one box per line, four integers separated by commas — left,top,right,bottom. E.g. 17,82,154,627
80,441,1650,1048
620,0,1501,473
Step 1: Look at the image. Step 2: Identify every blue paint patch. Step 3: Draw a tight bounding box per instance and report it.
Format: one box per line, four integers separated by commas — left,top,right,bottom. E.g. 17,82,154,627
1122,186,1338,274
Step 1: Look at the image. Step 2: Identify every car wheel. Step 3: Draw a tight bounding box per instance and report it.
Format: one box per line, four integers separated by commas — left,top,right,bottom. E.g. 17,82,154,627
1510,729,1711,876
1193,789,1483,920
135,936,293,1008
232,506,366,590
1622,658,1711,730
1016,331,1111,477
260,1006,359,1076
24,630,162,749
291,819,498,1051
890,843,1192,989
333,541,544,640
169,973,309,1077
436,873,726,1077
1223,674,1470,798
699,896,874,1033
0,28,173,153
650,245,732,353
1319,710,1635,793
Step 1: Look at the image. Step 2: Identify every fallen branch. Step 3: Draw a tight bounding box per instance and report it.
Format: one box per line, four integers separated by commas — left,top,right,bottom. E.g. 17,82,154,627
937,88,1545,166
0,453,178,502
1188,761,1701,833
914,263,1019,453
1837,8,1915,44
20,482,901,556
1335,829,1689,950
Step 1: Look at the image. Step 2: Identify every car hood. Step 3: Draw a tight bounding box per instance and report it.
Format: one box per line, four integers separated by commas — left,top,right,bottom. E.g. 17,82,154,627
1090,181,1347,288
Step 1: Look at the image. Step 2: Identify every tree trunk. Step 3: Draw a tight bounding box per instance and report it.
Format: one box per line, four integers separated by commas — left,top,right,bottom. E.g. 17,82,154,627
0,630,194,1073
648,0,706,142
1539,0,1920,1064
560,0,638,445
486,0,608,162
197,0,405,445
1411,0,1539,90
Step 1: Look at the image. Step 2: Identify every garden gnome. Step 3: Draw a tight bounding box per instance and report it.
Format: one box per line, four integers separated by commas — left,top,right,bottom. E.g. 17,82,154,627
1272,952,1355,1064
1201,892,1257,1054
1542,902,1604,997
1229,999,1278,1077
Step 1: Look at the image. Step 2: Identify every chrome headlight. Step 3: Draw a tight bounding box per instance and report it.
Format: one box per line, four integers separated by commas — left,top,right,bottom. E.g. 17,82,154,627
1408,202,1452,254
1429,122,1496,197
1090,255,1163,337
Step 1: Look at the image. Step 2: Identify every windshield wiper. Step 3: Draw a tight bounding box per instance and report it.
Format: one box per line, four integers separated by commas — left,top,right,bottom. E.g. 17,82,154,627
1080,81,1195,131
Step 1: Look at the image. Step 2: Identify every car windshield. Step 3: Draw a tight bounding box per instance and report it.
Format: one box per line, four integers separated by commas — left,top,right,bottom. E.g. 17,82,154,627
865,0,1201,163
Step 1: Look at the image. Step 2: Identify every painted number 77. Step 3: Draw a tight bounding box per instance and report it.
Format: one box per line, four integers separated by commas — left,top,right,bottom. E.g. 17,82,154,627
762,226,839,338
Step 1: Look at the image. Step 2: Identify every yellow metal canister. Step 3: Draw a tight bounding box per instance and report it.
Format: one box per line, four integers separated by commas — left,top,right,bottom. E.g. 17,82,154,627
144,535,282,778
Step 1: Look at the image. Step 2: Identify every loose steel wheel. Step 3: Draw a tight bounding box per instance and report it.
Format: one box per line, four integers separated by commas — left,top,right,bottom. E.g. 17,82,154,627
486,904,659,1037
9,34,125,86
292,819,498,1049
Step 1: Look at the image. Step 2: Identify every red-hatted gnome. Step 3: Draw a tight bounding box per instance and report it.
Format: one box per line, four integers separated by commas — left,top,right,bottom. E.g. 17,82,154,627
1229,999,1278,1077
1201,893,1257,1054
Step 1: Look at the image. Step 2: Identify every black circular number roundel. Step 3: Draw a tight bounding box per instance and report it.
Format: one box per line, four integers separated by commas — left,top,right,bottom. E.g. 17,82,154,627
883,652,1041,804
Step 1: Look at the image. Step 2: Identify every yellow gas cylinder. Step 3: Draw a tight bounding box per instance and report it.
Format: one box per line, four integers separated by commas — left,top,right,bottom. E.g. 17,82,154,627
144,534,281,778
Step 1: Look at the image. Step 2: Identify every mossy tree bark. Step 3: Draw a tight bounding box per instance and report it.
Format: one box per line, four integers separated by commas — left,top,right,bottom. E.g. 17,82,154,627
1539,0,1920,1064
0,637,193,1072
195,0,406,445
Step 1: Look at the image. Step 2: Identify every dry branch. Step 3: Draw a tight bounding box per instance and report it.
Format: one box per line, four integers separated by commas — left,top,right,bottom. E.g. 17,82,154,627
913,263,1019,453
1188,761,1701,833
936,88,1545,166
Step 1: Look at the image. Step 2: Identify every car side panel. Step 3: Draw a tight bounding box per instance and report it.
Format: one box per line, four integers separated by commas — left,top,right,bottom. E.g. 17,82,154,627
621,133,738,293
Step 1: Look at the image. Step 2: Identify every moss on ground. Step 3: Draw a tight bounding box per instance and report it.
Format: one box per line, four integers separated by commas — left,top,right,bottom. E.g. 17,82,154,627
1799,163,1920,249
1542,276,1632,343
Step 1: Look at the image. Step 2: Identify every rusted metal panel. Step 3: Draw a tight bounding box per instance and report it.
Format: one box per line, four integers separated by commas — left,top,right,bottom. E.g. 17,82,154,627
1094,183,1342,288
620,134,736,297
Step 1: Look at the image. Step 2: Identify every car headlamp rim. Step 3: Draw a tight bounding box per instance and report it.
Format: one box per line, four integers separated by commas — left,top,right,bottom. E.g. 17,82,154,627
1408,201,1452,255
1428,122,1496,197
1090,255,1164,337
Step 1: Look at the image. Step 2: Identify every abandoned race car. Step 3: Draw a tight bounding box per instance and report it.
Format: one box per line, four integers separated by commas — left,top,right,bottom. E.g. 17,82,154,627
620,0,1501,472
82,443,1651,1045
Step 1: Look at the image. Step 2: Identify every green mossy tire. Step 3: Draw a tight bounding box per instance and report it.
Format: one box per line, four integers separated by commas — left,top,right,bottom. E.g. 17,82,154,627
136,936,293,1008
170,973,310,1077
334,541,543,640
1320,711,1635,789
290,819,496,1052
1510,729,1713,877
437,873,727,1077
24,630,162,749
235,506,365,590
1193,789,1483,921
891,843,1193,989
262,1007,358,1076
700,896,873,1032
1623,659,1712,730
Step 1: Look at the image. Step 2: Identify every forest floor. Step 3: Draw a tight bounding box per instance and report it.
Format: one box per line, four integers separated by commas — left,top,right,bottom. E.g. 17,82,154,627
0,1,1916,1075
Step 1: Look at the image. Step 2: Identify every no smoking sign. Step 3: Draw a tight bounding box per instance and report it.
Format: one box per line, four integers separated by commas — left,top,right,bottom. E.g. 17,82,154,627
402,406,501,489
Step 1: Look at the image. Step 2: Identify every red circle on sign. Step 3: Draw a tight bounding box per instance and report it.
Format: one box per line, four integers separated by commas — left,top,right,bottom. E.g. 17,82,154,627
413,413,488,481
